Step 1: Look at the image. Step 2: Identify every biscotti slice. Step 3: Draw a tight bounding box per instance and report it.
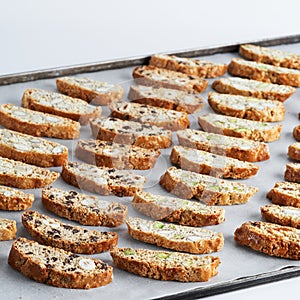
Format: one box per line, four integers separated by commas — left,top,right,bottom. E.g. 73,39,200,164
90,117,172,149
288,142,300,161
234,221,300,260
293,125,300,141
128,85,204,113
284,162,300,183
0,217,17,240
0,129,68,167
110,247,220,282
0,104,80,139
207,92,285,122
149,54,227,78
75,139,160,170
267,181,300,208
131,190,225,226
198,113,282,142
42,186,127,227
132,65,208,93
0,185,34,210
56,76,123,105
239,44,300,69
8,237,113,289
109,101,189,131
0,157,59,189
212,77,295,102
177,129,270,162
160,167,258,205
170,145,259,179
22,210,118,254
22,89,101,125
228,58,300,87
62,161,145,197
126,217,224,254
261,204,300,228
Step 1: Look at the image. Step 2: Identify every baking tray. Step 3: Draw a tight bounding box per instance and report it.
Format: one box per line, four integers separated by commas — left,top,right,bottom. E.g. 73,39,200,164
1,34,300,300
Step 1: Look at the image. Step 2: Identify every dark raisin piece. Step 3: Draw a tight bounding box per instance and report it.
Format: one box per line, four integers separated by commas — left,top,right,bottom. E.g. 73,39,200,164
90,236,99,242
72,229,80,234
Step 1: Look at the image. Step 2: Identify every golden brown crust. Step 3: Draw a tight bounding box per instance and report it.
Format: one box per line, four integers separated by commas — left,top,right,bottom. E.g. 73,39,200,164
288,143,300,161
0,217,17,240
234,221,300,259
149,54,227,78
8,237,113,289
293,125,300,141
110,247,220,282
284,163,300,183
56,77,123,105
132,65,208,93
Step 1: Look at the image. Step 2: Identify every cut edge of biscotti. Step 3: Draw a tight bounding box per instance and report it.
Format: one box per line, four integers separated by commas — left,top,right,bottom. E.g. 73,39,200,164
0,185,34,211
0,103,80,139
22,88,102,125
110,247,220,282
0,129,68,167
42,186,128,227
126,217,224,254
207,92,285,122
128,85,205,114
22,210,118,254
149,53,227,78
288,142,300,161
284,162,300,183
0,157,59,189
170,145,259,179
109,101,190,131
132,65,208,93
212,77,295,102
198,113,282,142
75,139,160,170
132,190,225,226
56,76,124,105
8,237,113,289
176,129,270,162
159,166,258,205
0,217,17,241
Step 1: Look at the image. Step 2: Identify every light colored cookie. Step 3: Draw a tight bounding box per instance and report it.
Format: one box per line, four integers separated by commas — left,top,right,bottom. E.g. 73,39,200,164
0,217,17,240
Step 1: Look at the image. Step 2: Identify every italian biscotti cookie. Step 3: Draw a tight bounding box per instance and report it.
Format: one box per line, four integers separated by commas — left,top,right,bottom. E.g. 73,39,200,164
42,186,127,227
128,85,204,113
132,65,208,93
198,113,282,142
0,217,17,240
234,221,300,259
126,217,224,254
90,117,172,149
160,167,258,205
22,210,118,254
170,145,259,179
177,129,270,162
131,190,225,226
0,186,34,210
8,237,113,289
0,129,68,167
288,142,300,161
0,104,80,139
22,89,102,125
293,125,300,141
109,101,190,131
212,77,295,102
284,162,300,183
56,76,123,105
207,92,285,122
0,157,59,189
110,247,220,282
149,54,227,78
228,58,300,87
261,204,300,228
75,139,160,170
61,161,145,197
239,44,300,69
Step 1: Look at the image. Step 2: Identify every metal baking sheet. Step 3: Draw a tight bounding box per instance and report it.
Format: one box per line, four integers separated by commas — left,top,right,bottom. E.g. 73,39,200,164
1,35,300,300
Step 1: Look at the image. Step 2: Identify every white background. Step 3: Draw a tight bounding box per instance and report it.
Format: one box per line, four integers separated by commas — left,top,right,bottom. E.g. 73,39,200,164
1,0,300,299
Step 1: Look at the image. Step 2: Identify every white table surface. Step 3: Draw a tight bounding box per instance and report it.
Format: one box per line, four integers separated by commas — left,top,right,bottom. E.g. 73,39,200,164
1,0,300,299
